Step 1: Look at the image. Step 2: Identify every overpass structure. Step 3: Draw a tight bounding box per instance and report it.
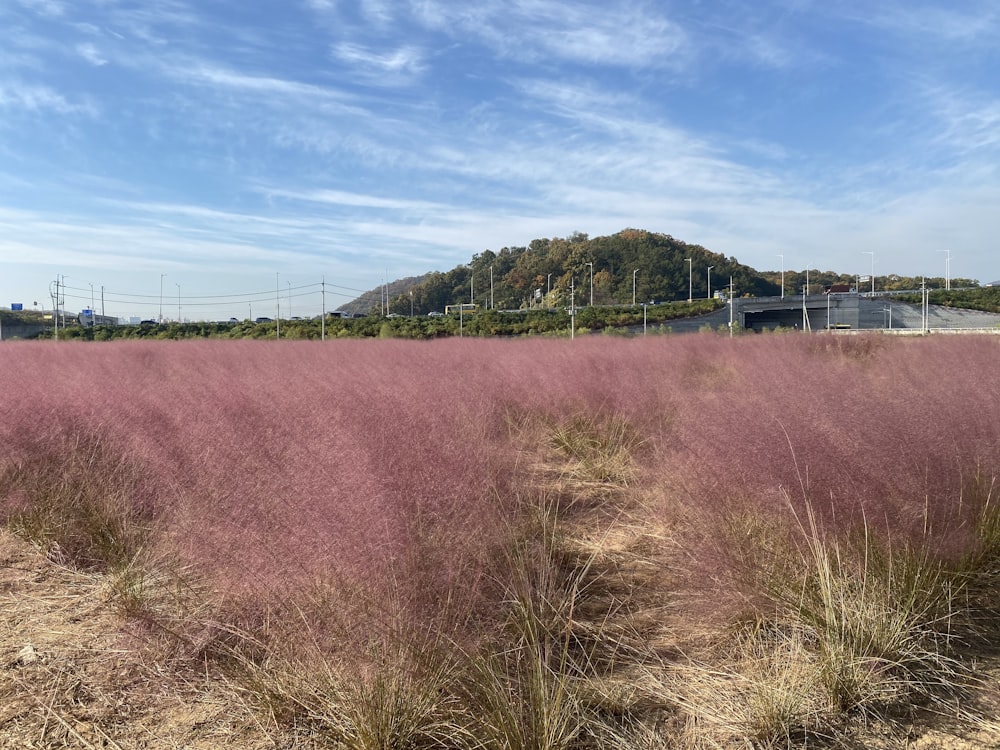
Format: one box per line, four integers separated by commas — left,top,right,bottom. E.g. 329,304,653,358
737,293,872,331
730,292,1000,332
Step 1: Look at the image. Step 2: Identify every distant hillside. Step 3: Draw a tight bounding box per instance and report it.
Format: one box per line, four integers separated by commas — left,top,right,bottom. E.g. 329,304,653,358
340,228,981,317
351,229,782,317
337,274,430,316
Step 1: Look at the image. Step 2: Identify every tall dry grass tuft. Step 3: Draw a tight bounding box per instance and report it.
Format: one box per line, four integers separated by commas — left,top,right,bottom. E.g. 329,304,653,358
453,410,672,750
769,495,964,715
229,626,475,749
0,425,157,572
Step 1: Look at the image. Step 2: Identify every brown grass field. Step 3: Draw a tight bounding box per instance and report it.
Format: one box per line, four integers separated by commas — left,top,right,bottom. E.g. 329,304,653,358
3,333,1000,748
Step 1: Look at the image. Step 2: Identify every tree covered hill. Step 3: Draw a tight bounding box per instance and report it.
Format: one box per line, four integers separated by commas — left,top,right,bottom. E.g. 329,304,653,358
341,229,781,316
339,228,979,316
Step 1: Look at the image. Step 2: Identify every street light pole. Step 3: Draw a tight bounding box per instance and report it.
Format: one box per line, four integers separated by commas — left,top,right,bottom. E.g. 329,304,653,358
490,266,494,310
176,283,181,322
707,266,714,299
939,249,951,290
159,273,166,323
729,276,735,338
686,258,692,302
570,278,575,340
586,262,593,306
632,268,638,306
778,254,784,299
863,251,874,295
920,278,928,332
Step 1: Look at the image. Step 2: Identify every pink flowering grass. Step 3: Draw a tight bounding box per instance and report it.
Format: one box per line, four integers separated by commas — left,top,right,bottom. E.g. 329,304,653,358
2,334,1000,641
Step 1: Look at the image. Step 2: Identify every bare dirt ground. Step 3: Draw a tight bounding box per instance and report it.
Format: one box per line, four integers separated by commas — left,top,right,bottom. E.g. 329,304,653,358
0,531,282,749
3,526,1000,749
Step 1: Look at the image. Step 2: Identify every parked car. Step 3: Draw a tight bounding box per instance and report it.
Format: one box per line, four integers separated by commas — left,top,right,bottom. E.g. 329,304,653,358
427,311,445,317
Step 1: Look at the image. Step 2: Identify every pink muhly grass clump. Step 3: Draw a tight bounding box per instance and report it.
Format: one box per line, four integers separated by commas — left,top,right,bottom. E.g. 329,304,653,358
0,341,516,623
664,336,1000,532
3,334,1000,638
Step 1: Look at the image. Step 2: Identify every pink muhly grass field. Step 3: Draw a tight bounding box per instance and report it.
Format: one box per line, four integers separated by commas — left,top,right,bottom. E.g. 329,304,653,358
2,334,1000,628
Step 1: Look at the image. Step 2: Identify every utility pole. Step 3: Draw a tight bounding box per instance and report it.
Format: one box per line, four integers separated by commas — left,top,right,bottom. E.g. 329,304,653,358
921,278,929,333
729,276,735,337
686,258,692,303
159,273,166,323
570,278,575,340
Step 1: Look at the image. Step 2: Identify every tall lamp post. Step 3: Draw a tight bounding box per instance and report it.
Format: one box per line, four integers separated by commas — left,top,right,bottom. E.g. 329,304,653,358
707,266,714,299
939,249,951,290
570,278,575,340
778,254,784,299
632,268,638,306
862,251,874,295
175,283,181,323
686,258,692,302
585,262,593,306
159,273,166,323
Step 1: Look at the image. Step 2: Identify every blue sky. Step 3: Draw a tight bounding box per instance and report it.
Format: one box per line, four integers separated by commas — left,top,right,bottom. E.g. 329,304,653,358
1,0,998,321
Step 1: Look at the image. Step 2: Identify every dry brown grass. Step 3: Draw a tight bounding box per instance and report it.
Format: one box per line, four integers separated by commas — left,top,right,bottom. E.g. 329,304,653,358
0,531,277,749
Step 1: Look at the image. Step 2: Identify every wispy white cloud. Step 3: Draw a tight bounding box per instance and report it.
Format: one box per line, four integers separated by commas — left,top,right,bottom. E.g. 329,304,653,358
184,63,346,100
332,42,426,81
0,80,95,115
304,0,337,12
76,42,108,66
16,0,66,18
851,2,999,43
259,187,446,212
360,0,395,26
926,86,1000,156
411,0,688,68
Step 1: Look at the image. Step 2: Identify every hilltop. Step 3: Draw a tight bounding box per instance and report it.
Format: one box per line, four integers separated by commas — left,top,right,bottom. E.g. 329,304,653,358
338,228,977,316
